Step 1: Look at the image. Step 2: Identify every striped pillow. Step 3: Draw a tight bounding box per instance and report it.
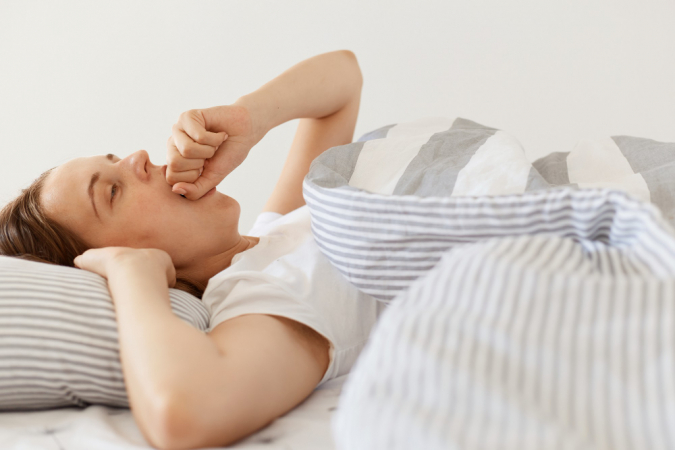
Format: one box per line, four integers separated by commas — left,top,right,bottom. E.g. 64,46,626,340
0,255,209,410
533,135,675,225
305,118,675,302
339,117,543,197
305,117,543,301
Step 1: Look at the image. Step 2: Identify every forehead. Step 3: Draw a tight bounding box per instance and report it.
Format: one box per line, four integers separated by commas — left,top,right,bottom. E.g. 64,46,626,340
40,156,101,226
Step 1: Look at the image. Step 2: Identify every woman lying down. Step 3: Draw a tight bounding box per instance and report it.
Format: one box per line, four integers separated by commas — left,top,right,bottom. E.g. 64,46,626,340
0,50,385,449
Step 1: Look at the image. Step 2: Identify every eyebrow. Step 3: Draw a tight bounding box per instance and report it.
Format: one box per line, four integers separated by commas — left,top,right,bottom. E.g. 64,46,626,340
88,172,101,220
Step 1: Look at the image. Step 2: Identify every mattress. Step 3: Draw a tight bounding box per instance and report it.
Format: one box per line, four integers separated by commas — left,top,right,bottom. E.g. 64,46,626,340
0,373,346,449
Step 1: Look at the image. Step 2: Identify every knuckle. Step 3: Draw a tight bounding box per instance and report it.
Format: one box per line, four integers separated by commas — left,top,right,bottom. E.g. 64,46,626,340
166,151,180,163
167,160,181,172
167,154,179,167
166,173,181,185
181,109,198,123
191,131,205,144
181,146,196,158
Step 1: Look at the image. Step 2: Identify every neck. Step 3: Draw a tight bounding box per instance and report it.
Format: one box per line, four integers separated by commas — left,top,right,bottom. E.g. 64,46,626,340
176,234,260,292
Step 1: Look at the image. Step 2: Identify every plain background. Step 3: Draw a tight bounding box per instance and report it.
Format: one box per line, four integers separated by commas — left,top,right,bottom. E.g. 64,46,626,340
1,1,673,233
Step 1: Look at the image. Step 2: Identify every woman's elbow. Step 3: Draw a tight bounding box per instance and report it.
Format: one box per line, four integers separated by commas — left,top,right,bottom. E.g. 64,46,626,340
142,395,203,450
143,394,242,450
336,49,363,90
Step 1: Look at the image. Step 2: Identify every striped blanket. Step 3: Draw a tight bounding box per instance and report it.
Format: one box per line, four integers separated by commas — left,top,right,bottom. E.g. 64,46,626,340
303,118,675,449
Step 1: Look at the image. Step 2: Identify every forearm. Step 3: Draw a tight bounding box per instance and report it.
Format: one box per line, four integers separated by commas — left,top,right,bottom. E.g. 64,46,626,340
236,50,363,137
107,263,222,446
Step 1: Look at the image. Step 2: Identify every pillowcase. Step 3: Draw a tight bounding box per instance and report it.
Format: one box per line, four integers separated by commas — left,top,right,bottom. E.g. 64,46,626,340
0,255,209,410
303,117,675,302
532,135,675,224
303,118,675,449
304,117,547,301
337,116,544,197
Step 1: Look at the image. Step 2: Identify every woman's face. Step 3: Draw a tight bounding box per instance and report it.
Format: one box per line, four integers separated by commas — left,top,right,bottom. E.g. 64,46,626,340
40,150,240,268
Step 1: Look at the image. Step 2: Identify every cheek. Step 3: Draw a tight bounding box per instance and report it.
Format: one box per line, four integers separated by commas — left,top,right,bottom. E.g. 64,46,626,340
113,193,238,249
111,197,172,246
138,197,210,244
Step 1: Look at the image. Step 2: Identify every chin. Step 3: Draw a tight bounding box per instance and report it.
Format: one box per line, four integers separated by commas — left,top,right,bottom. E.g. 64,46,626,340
214,191,241,220
214,191,237,206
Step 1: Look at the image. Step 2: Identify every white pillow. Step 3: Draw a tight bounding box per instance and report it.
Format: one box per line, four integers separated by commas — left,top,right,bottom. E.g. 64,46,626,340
0,255,209,410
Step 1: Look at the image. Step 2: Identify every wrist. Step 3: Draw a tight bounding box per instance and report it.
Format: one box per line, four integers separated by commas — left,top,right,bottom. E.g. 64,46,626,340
107,250,172,282
233,92,276,142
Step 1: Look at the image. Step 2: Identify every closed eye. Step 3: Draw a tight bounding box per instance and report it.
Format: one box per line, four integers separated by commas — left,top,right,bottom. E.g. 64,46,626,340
110,184,118,204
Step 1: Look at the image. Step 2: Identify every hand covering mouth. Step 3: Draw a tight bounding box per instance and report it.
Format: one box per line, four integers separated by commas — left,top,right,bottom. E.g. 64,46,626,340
160,165,187,197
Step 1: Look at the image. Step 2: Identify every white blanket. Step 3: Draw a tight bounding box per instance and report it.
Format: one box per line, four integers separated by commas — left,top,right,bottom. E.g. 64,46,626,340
0,374,345,449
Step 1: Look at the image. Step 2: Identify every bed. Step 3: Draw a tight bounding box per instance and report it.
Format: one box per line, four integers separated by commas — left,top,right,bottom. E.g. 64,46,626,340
2,117,674,449
0,374,345,449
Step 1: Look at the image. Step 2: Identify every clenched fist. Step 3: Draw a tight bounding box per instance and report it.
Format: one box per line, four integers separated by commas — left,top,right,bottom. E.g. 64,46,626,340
166,104,263,200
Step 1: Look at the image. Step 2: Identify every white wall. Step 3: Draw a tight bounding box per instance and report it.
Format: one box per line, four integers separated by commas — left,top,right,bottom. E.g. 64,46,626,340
1,0,673,233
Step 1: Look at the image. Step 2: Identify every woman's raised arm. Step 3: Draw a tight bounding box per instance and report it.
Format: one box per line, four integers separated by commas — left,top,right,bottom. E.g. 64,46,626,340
166,50,362,203
247,50,362,214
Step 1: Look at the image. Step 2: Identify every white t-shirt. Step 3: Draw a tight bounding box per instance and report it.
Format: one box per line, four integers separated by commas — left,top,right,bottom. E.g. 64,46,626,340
201,206,387,386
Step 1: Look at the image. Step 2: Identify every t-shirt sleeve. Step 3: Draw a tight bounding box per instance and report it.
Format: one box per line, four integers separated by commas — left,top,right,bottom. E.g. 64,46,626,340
247,211,283,237
206,277,339,387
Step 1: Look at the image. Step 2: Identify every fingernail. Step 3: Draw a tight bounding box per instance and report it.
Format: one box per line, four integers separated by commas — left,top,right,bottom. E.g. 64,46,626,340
174,188,187,195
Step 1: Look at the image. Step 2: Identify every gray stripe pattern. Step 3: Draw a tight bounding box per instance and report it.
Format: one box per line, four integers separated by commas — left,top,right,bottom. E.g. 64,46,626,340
533,135,675,227
393,118,495,196
334,231,675,449
308,141,366,189
356,123,396,142
0,257,209,410
613,135,675,225
304,119,675,448
304,179,675,301
525,165,551,191
532,151,572,186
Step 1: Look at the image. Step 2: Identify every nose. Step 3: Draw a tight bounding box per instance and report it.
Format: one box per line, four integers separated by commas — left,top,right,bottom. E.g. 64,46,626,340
122,150,156,181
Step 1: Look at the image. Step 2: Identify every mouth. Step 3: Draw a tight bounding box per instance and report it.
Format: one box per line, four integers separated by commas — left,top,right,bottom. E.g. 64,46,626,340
177,187,216,200
160,165,216,199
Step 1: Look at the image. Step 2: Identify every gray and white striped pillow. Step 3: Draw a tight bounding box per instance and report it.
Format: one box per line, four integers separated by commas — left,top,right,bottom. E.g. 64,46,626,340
305,117,542,301
305,118,675,302
0,255,209,410
533,135,675,225
343,117,544,197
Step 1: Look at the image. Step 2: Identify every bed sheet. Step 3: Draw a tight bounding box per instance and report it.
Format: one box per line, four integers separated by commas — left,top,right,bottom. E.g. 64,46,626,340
0,374,346,449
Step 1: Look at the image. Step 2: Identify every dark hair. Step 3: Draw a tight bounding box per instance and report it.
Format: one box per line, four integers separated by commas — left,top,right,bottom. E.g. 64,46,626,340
0,170,204,299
